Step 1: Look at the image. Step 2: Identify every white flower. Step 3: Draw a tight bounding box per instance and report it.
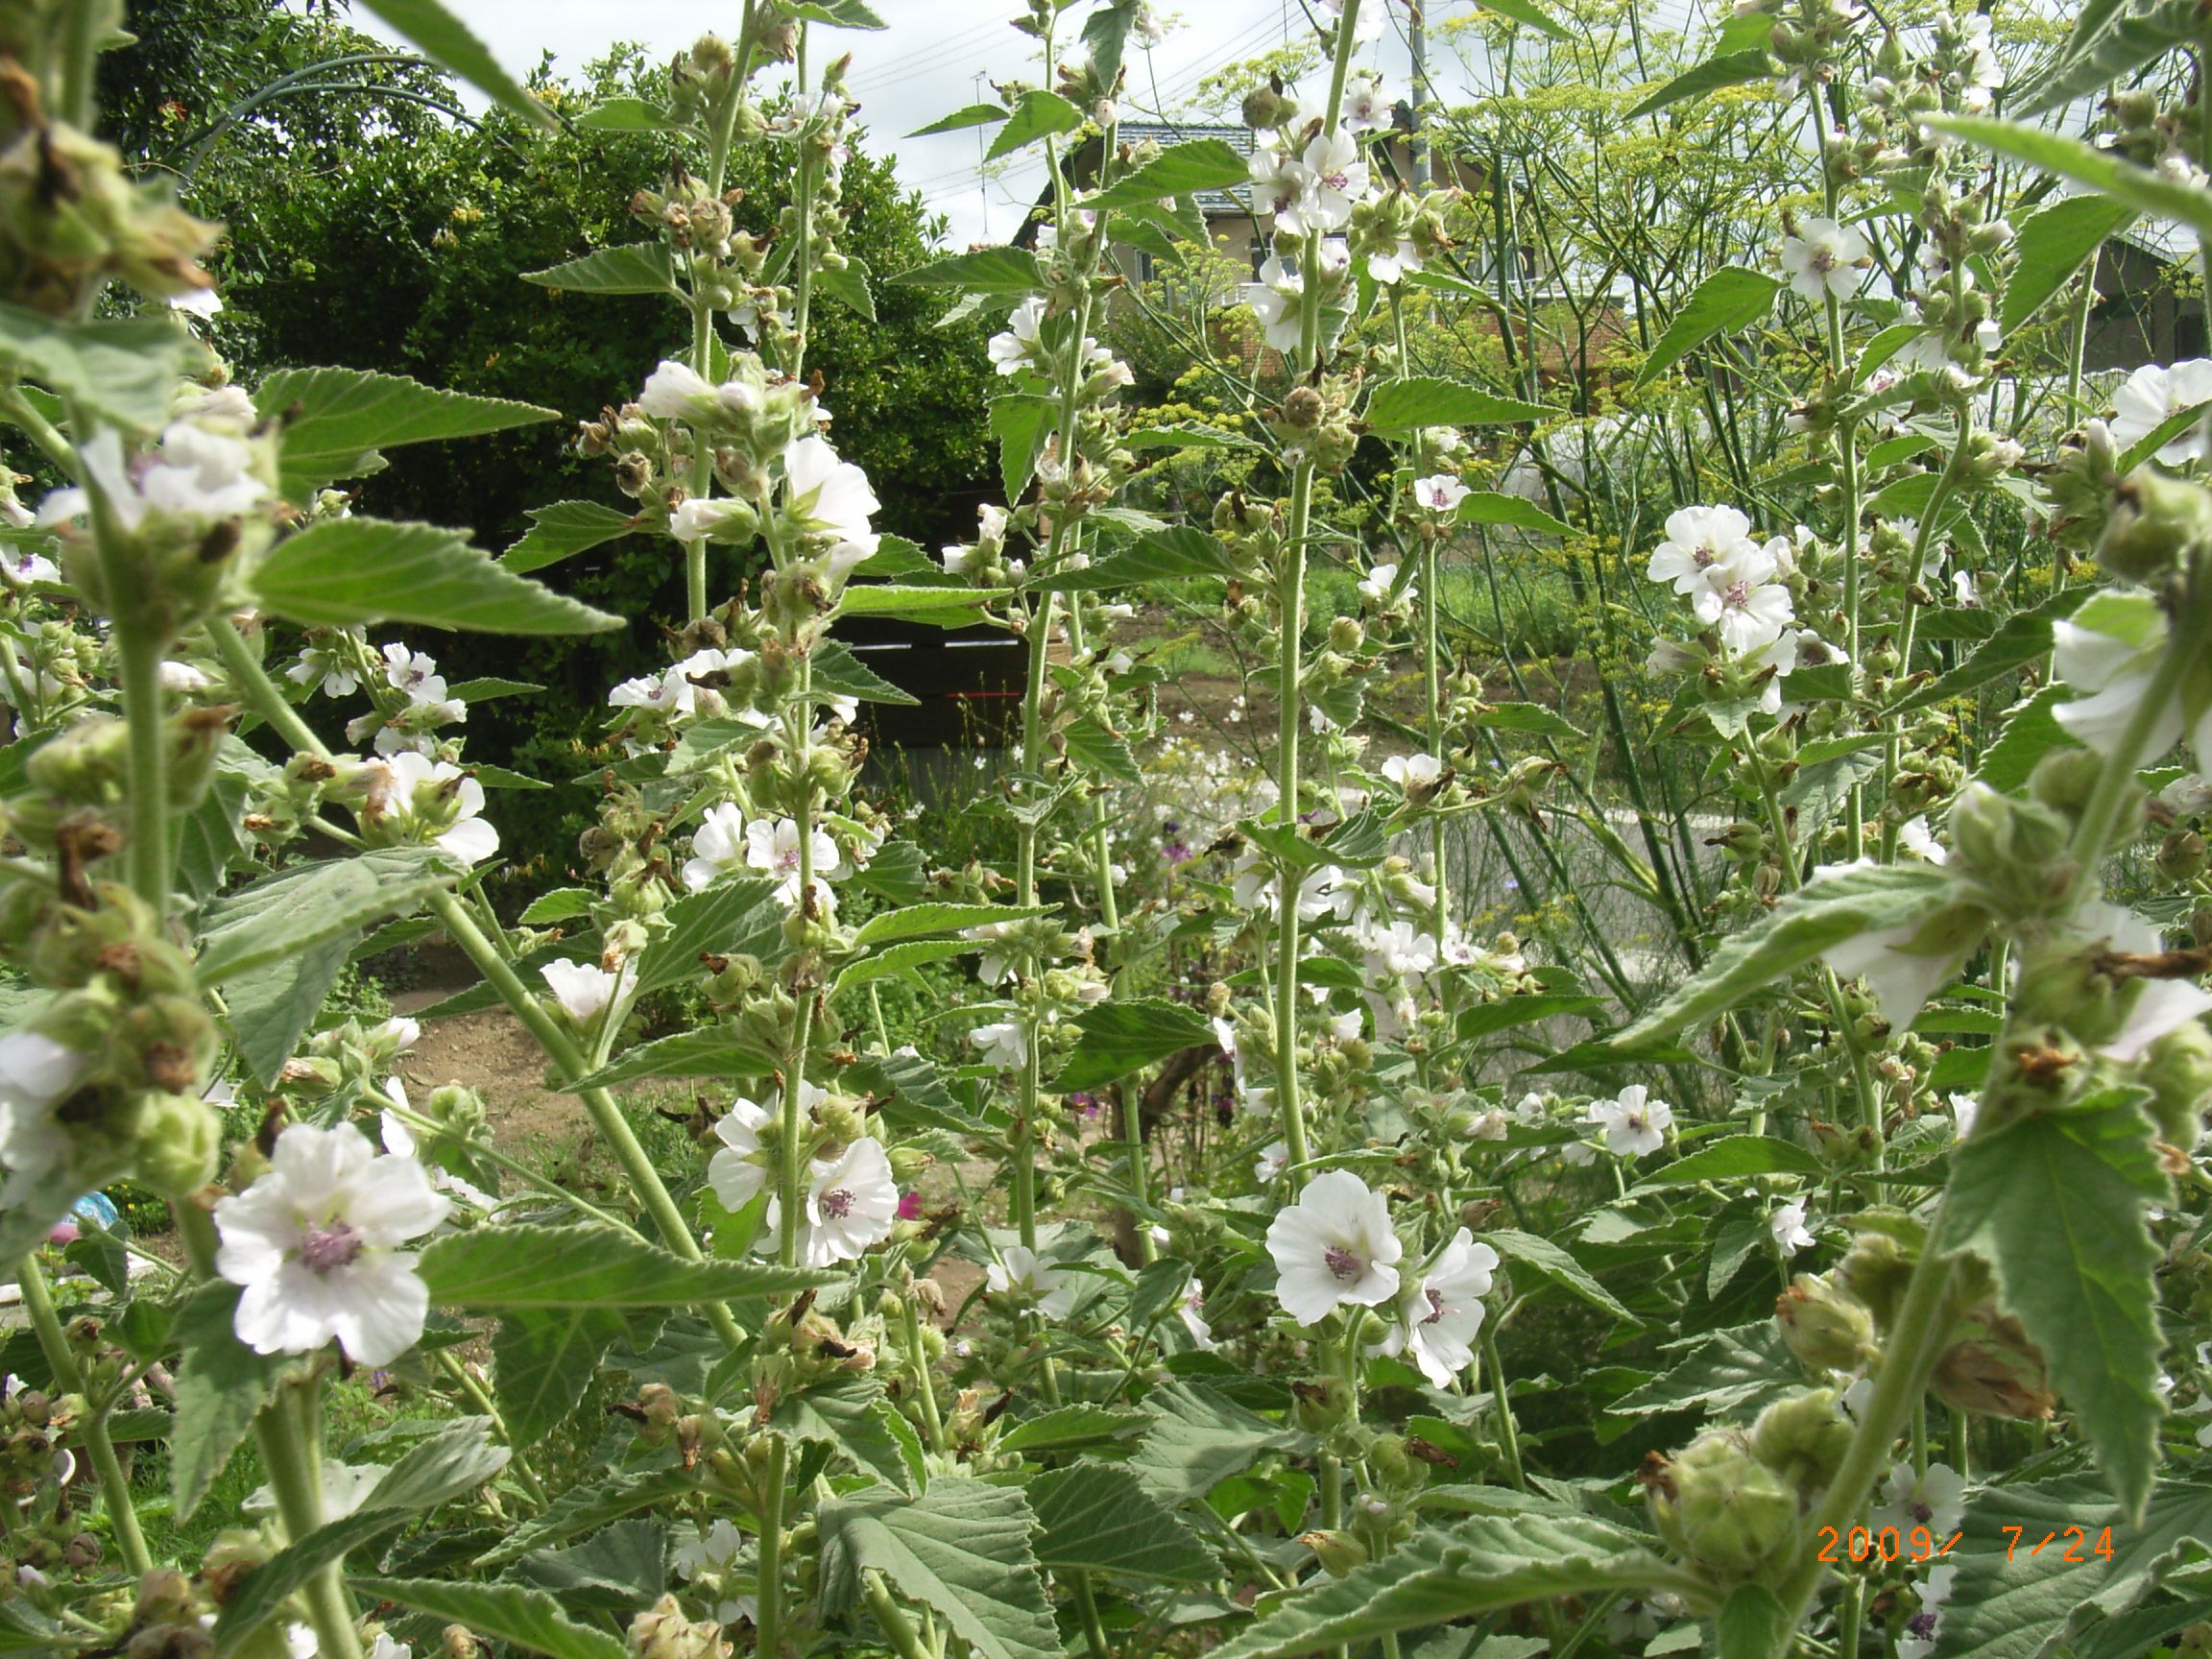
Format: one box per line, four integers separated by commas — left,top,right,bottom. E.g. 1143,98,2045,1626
1342,71,1395,132
709,1093,794,1211
1177,1278,1217,1350
287,636,364,699
2111,360,2212,467
609,667,691,715
671,497,752,543
38,421,266,532
675,1518,744,1580
376,1016,421,1053
1266,1169,1404,1326
212,1124,449,1367
369,751,498,866
170,287,224,318
1822,914,1965,1031
0,546,58,586
381,644,447,705
540,958,628,1025
2084,902,2212,1064
1689,541,1795,656
1382,753,1443,789
2052,589,2185,760
1873,1461,1968,1540
158,661,210,692
1365,236,1422,284
1364,919,1439,980
799,1137,900,1266
970,1021,1028,1070
1770,1198,1816,1253
1898,816,1948,864
0,1032,87,1197
378,1083,494,1212
1411,474,1467,515
637,360,715,419
1358,562,1409,604
1898,1564,1960,1659
1295,129,1367,232
1584,1085,1671,1157
246,1459,386,1522
1319,0,1382,48
745,815,844,905
1242,254,1306,352
1379,1228,1498,1386
683,802,751,892
990,297,1046,376
782,435,880,579
1949,1092,1980,1141
1255,1140,1289,1183
988,1244,1077,1317
1779,217,1870,302
1646,505,1761,595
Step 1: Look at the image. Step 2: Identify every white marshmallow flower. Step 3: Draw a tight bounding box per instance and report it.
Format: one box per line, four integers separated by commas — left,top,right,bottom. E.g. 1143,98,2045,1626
1770,1198,1816,1253
2051,590,2186,761
781,435,881,582
1294,129,1368,232
1266,1169,1404,1326
799,1138,900,1266
2111,359,2212,467
990,297,1046,375
989,1244,1078,1318
368,752,499,867
213,1123,450,1367
1412,474,1469,516
1779,218,1871,301
1379,1228,1498,1386
745,815,845,905
683,802,752,892
1872,1461,1968,1540
1584,1085,1671,1157
1243,255,1307,353
0,1031,87,1202
969,1021,1028,1070
540,959,631,1026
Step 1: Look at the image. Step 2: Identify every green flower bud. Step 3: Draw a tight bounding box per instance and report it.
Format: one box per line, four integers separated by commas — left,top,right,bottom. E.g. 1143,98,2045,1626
131,1090,222,1196
2029,747,2108,818
2100,469,2212,584
1648,1429,1801,1581
2140,1019,2212,1147
1775,1273,1878,1371
1837,1232,1915,1331
1299,1530,1369,1576
1748,1388,1853,1500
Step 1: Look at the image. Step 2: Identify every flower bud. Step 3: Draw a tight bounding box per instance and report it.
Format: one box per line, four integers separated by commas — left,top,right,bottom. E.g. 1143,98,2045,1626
132,1090,222,1196
2140,1019,2212,1147
2100,469,2212,583
1748,1388,1853,1500
1931,1305,2056,1420
1648,1430,1801,1580
1775,1273,1877,1371
1298,1530,1369,1576
627,1596,731,1659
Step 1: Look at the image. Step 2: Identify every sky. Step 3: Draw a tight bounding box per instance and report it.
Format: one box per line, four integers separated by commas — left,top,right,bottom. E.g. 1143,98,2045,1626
349,0,1428,246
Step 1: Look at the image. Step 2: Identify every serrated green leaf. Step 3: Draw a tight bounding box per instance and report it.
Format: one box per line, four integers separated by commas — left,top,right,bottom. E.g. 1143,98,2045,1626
1928,116,2212,240
575,96,681,132
1475,0,1573,39
477,1469,702,1568
1480,1229,1632,1323
522,244,681,297
2002,196,2134,337
1628,1136,1824,1194
838,584,1007,622
891,247,1044,294
1455,492,1571,534
1032,526,1240,591
988,89,1084,160
197,847,451,982
1603,1321,1798,1419
353,1579,624,1659
0,304,190,431
1129,1380,1312,1500
998,1404,1152,1455
417,1223,833,1310
1947,1093,2170,1516
170,1284,283,1521
774,1376,917,1490
1632,266,1781,392
500,500,641,574
1456,992,1606,1042
1890,589,2088,714
817,256,877,321
830,937,976,997
634,876,785,997
355,0,554,126
567,1023,782,1090
812,637,922,706
253,518,621,635
1081,139,1254,208
2018,0,2200,117
1029,1462,1213,1582
1054,998,1217,1094
907,103,1009,137
1625,49,1772,119
817,1480,1060,1659
1366,377,1557,432
255,367,553,499
1471,702,1587,741
851,902,1050,950
224,932,353,1090
1979,683,2079,791
992,393,1057,500
493,1307,626,1444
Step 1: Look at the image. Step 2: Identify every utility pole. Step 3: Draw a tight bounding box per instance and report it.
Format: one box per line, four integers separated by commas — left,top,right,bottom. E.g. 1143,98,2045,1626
1408,0,1430,189
974,71,990,240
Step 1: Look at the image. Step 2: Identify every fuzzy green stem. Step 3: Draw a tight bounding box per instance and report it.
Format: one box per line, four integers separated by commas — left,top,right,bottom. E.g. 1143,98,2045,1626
862,1570,934,1659
755,1435,789,1659
16,1256,153,1575
253,1383,366,1659
1480,1323,1527,1492
901,1299,949,1454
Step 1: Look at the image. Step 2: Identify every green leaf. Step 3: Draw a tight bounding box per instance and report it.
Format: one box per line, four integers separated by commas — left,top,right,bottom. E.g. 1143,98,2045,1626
216,1422,511,1655
1054,998,1217,1094
520,887,596,924
907,103,1009,137
1479,1229,1632,1323
2120,399,2212,473
1130,1380,1312,1500
830,937,976,997
1939,1474,2212,1658
1629,1136,1826,1194
2018,0,2201,117
1366,377,1558,432
1979,684,2079,791
477,1469,702,1567
417,1224,833,1310
493,1307,627,1444
817,1479,1060,1659
254,367,553,499
992,393,1057,500
1126,423,1258,451
197,848,452,982
839,584,1006,622
988,90,1085,160
998,1405,1152,1455
1032,526,1240,591
566,1023,782,1090
0,304,190,431
1927,116,2212,241
522,243,681,297
2001,196,2134,338
500,501,641,574
1211,1518,1675,1659
1081,139,1254,208
634,876,786,997
354,0,556,127
224,932,354,1089
170,1285,283,1521
352,1579,625,1659
174,764,252,904
844,1047,989,1136
851,902,1049,950
1029,1462,1212,1582
812,638,923,706
891,248,1045,295
1632,266,1781,392
1604,1321,1799,1419
1455,492,1570,535
575,96,682,132
1946,1092,2170,1516
1470,702,1588,742
1474,0,1573,40
252,519,621,635
817,257,877,322
792,0,887,24
1609,862,1959,1046
1716,1584,1790,1659
1456,992,1605,1042
1624,50,1773,120
774,1376,917,1490
1890,589,2088,714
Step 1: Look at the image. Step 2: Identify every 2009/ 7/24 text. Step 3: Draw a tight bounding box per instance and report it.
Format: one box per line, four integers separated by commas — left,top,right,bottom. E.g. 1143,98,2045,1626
1815,1526,2121,1564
